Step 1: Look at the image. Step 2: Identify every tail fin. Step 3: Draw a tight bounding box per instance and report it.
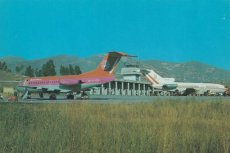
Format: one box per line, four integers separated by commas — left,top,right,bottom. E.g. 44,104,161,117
96,51,128,74
141,69,164,85
141,69,175,85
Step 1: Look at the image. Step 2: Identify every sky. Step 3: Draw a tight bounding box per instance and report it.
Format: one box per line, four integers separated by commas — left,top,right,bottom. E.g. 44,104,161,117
0,0,230,69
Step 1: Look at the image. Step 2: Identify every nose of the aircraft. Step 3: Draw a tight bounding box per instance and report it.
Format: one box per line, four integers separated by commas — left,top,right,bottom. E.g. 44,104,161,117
18,81,23,86
16,85,26,92
16,80,27,92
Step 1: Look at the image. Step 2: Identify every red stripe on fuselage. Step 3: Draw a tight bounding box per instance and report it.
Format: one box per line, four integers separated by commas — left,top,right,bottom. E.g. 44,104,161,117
27,76,114,87
146,74,159,84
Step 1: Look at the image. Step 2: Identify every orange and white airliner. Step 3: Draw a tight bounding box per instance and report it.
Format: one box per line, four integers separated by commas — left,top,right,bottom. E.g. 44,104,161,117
17,51,128,99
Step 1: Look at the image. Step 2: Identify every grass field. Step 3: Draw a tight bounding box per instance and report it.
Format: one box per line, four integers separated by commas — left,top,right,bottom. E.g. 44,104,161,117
0,99,230,153
0,70,23,92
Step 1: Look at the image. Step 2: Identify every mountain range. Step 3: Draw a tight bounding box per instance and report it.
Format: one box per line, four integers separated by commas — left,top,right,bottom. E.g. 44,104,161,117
0,55,230,84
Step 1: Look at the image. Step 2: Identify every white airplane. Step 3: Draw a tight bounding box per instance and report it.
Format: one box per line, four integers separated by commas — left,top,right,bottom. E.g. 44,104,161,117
141,69,226,96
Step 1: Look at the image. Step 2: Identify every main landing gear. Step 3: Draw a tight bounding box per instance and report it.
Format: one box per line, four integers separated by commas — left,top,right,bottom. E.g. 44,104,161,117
49,93,57,100
39,92,44,98
80,91,89,100
21,89,29,100
66,93,74,100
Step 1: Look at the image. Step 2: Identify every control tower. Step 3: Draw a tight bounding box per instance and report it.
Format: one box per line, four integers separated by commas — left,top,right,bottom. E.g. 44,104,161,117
90,56,154,97
120,58,142,81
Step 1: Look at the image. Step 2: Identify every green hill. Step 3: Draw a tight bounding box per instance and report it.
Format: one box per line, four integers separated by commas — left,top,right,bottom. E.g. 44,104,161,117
1,55,230,84
0,70,23,90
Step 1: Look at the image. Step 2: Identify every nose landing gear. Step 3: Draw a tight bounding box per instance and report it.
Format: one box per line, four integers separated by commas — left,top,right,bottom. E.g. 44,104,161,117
80,91,89,100
49,93,56,100
66,93,74,100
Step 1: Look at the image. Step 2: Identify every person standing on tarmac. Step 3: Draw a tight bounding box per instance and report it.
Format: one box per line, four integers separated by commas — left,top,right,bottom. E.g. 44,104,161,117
13,90,18,102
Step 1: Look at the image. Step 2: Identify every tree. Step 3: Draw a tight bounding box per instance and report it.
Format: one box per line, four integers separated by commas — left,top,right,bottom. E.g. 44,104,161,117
35,69,43,77
60,65,69,75
2,62,7,71
0,61,11,72
74,65,82,75
60,64,82,75
0,61,7,71
69,64,74,75
15,66,20,73
60,65,65,75
41,59,56,76
15,65,24,73
25,66,34,77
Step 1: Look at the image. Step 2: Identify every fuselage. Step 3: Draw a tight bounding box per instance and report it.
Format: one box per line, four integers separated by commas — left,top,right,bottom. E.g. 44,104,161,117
17,69,114,93
175,82,226,93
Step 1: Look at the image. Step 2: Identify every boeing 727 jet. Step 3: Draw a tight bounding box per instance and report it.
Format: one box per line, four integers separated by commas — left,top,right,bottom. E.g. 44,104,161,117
17,51,128,99
142,69,226,96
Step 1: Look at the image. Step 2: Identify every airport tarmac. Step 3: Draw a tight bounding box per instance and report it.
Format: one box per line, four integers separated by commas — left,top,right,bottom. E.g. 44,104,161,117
1,94,230,104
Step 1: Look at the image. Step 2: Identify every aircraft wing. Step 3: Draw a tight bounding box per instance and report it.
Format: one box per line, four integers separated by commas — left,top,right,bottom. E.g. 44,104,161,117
17,79,84,93
59,79,84,92
59,79,83,85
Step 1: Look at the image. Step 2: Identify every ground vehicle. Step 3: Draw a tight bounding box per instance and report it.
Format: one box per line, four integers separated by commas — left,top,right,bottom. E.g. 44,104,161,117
224,87,230,96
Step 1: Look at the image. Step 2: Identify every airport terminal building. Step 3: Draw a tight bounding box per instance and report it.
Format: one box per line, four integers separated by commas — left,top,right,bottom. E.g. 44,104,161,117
90,62,154,97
